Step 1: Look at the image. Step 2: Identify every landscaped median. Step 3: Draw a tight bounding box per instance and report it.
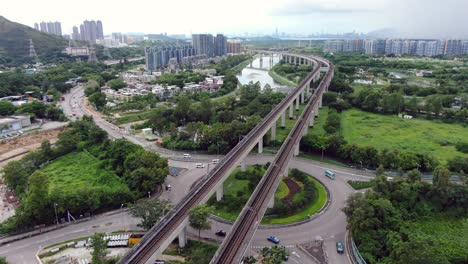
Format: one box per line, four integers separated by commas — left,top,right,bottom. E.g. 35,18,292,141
207,166,328,226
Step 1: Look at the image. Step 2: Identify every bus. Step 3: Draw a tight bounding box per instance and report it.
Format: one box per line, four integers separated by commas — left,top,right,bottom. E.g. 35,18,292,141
128,231,146,246
324,170,336,180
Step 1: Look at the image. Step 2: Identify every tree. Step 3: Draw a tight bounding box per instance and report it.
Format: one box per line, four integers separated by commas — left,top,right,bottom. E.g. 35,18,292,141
88,92,107,109
129,199,172,230
21,171,50,225
433,166,450,187
90,233,108,264
407,169,422,183
107,79,127,90
0,101,16,116
0,256,7,264
189,204,212,239
260,245,289,264
376,165,386,177
242,256,257,264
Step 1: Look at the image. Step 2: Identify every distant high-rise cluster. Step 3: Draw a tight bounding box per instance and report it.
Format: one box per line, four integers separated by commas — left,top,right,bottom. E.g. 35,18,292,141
324,39,468,56
145,46,196,71
191,34,227,57
71,20,104,43
34,21,62,36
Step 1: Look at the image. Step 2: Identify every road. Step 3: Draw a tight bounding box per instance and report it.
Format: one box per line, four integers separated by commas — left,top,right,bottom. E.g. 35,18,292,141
0,154,372,263
0,78,373,263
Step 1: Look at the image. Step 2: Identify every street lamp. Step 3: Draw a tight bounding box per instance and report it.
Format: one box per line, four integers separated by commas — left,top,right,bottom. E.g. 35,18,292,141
53,203,58,225
148,191,151,198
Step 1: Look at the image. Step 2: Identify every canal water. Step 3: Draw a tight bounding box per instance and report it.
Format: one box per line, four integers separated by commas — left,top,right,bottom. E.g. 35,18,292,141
236,54,285,90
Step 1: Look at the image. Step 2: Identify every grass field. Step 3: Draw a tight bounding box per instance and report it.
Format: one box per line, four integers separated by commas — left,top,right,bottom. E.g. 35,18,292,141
341,109,468,163
210,168,328,225
41,152,132,211
268,68,298,86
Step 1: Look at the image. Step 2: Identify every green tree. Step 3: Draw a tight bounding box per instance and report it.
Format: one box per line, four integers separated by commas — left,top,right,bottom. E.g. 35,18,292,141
0,101,16,116
107,79,127,90
376,165,386,177
407,169,422,183
0,256,7,264
88,92,107,109
242,256,257,264
90,233,108,264
21,171,50,224
433,166,450,187
189,204,212,239
260,245,289,264
129,199,172,230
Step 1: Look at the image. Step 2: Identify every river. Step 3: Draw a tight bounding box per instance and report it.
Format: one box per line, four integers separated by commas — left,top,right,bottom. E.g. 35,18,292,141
236,54,286,90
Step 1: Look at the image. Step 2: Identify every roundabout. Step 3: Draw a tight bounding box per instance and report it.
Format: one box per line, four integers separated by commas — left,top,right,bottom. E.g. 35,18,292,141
207,166,329,226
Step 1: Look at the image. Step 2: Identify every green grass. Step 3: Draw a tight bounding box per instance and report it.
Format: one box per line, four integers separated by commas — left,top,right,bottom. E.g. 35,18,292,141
276,180,289,200
407,216,468,262
272,104,307,143
298,153,347,167
115,109,156,125
42,152,128,193
210,168,328,225
164,240,218,264
347,180,375,190
269,68,298,86
341,109,468,164
262,176,327,225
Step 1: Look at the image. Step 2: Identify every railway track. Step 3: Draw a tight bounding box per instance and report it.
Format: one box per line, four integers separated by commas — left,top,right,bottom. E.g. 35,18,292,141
210,57,334,263
118,54,322,264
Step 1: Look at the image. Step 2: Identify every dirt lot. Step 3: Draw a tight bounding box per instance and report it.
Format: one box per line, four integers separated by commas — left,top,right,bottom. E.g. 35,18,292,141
0,128,63,165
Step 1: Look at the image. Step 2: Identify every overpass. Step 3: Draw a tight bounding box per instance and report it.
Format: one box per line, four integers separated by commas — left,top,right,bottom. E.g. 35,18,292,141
210,56,333,263
118,53,327,264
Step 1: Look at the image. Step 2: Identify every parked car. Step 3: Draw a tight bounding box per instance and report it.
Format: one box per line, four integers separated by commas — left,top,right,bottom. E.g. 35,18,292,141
267,236,280,244
336,241,344,254
212,159,220,164
215,230,227,237
196,163,205,168
182,153,191,158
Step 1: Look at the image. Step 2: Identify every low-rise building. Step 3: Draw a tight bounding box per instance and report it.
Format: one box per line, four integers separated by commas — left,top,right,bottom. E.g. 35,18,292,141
0,115,31,134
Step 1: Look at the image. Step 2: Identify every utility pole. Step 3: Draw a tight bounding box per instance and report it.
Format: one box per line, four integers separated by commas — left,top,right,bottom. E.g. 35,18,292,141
53,203,58,225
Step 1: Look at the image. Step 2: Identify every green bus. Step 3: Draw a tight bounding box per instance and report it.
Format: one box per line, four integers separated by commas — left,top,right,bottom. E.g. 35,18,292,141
325,170,336,180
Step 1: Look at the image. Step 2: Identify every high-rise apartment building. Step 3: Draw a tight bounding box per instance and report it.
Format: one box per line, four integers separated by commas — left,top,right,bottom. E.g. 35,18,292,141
364,39,386,55
192,34,214,57
36,21,62,36
76,20,104,43
214,34,227,56
72,26,80,40
227,39,242,54
145,46,196,71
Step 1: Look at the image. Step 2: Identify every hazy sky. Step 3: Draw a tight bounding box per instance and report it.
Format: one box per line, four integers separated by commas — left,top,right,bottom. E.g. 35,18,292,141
2,0,467,38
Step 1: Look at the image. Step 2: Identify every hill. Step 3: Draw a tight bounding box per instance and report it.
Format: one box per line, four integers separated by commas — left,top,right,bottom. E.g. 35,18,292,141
0,16,68,64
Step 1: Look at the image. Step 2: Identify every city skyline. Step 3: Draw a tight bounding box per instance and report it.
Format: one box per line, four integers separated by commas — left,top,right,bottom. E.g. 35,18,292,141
2,0,468,38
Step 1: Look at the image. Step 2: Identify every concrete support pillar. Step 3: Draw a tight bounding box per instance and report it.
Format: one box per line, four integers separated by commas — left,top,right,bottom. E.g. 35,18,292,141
178,226,187,248
281,111,286,128
289,104,294,119
309,114,315,127
315,105,319,117
241,159,247,172
319,95,323,108
303,125,308,136
216,184,224,202
296,96,300,111
294,144,299,156
301,91,305,104
258,137,263,154
267,195,274,208
271,124,276,141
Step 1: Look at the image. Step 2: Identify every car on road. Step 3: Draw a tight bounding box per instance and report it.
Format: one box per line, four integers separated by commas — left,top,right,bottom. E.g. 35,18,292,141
196,163,205,168
325,170,336,180
336,241,344,254
212,159,220,164
215,230,227,237
153,260,166,264
267,236,280,244
182,153,191,158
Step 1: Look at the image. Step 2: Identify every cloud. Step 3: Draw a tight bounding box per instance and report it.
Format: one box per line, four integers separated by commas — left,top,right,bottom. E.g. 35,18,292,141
269,0,380,16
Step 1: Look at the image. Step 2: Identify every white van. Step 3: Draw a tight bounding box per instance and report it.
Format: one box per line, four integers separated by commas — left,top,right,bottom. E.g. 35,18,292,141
182,153,191,159
212,159,220,164
196,163,205,168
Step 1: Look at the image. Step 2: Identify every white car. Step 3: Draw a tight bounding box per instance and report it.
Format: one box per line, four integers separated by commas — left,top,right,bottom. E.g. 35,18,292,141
212,159,220,164
182,153,191,159
196,163,205,168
